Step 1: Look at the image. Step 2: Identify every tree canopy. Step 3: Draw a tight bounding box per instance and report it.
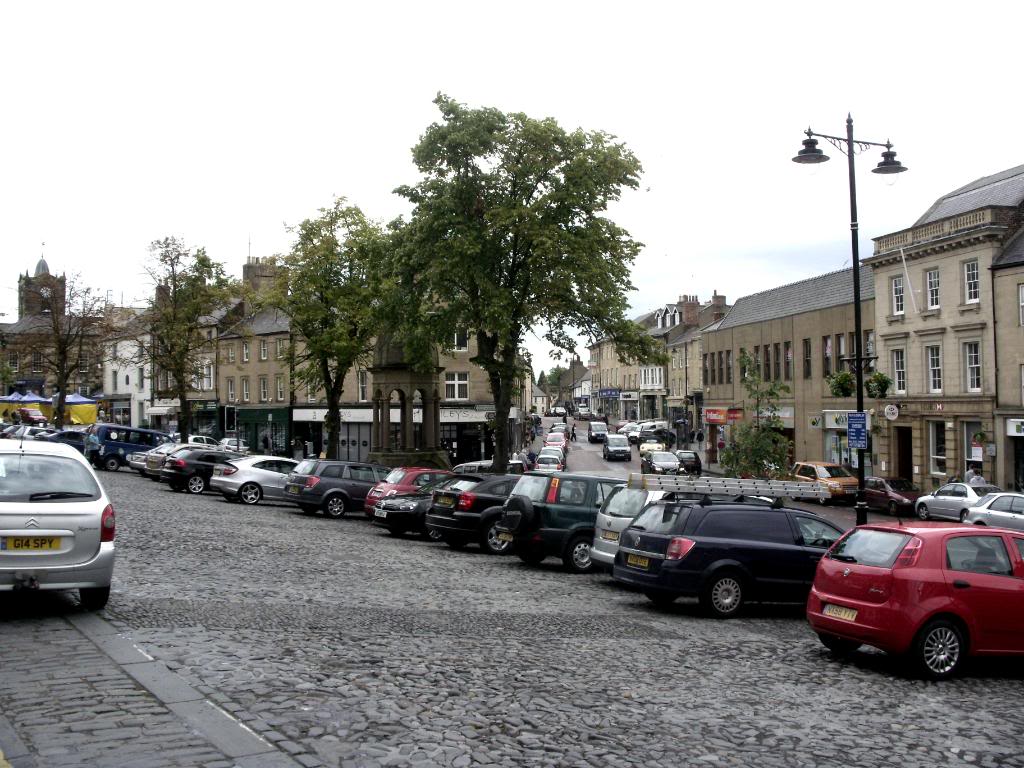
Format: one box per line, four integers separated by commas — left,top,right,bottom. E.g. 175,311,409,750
719,351,792,479
390,94,662,469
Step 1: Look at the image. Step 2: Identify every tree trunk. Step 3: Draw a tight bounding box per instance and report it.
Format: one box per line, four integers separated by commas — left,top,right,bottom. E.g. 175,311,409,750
54,384,68,430
176,383,191,440
486,356,518,474
323,360,342,461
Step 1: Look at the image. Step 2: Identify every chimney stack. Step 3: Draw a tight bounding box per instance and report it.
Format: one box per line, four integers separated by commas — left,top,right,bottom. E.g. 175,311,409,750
679,294,700,326
711,291,727,321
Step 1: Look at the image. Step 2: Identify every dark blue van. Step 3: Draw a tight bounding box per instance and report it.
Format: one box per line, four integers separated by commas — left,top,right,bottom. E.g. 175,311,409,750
84,423,171,471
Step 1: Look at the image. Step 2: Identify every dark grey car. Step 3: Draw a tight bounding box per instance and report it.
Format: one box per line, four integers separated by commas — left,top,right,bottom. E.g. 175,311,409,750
964,492,1024,531
283,460,390,518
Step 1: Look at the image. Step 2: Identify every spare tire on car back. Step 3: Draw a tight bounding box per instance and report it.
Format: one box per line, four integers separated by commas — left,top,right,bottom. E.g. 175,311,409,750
500,494,535,532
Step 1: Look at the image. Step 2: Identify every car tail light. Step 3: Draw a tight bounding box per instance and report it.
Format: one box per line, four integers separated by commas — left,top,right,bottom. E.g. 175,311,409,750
893,536,923,568
557,464,563,471
546,478,559,503
304,476,321,489
222,467,237,476
100,505,116,542
168,458,186,469
457,492,476,510
665,537,695,560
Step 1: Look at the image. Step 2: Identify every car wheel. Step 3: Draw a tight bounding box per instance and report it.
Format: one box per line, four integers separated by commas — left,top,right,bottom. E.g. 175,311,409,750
959,509,969,523
103,456,121,472
323,495,348,519
186,475,207,495
817,633,861,656
645,591,678,608
238,483,262,505
480,521,511,555
423,528,444,542
700,571,744,618
888,501,899,516
913,618,966,680
917,503,930,520
79,586,110,611
563,534,595,574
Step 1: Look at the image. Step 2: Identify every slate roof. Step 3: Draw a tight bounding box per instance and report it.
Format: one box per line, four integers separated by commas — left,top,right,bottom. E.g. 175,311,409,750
219,307,290,339
993,228,1024,270
716,267,874,330
915,164,1024,226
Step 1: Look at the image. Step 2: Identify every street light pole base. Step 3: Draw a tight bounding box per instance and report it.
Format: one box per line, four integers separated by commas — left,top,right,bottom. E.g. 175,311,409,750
854,500,869,527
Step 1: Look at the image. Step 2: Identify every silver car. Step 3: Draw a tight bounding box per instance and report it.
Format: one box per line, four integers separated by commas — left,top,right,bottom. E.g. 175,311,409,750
916,482,1002,522
0,440,115,609
591,486,666,570
211,455,300,505
964,492,1024,531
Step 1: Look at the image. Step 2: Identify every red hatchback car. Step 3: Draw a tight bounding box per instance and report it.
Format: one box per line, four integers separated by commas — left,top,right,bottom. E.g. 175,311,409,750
364,467,452,518
807,522,1024,679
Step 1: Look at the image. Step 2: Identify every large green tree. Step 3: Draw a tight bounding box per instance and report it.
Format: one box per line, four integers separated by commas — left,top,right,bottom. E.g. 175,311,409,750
266,199,384,460
139,238,238,441
719,351,791,479
392,94,661,470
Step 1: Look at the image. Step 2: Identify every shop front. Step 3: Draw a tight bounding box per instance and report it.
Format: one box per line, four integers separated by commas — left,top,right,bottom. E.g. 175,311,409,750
187,399,221,439
237,406,291,457
620,390,639,421
1002,418,1024,492
703,407,743,463
596,388,621,421
145,399,179,433
821,409,873,474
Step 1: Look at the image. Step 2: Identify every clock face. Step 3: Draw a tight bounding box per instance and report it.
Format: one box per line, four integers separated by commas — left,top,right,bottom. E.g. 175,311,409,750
39,286,51,299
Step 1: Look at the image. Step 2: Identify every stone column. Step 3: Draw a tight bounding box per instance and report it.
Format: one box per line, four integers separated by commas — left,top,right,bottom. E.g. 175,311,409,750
422,394,435,449
402,392,415,451
376,396,389,451
433,393,442,450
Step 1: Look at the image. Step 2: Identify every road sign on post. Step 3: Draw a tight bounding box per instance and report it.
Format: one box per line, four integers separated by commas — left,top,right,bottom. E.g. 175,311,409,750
847,411,868,451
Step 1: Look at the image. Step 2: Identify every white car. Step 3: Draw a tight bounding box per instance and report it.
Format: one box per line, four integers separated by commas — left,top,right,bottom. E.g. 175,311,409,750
218,437,250,452
0,440,115,609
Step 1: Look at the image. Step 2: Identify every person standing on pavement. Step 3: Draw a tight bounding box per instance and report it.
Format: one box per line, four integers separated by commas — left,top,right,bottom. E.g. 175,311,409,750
968,466,987,486
570,424,577,441
964,464,977,484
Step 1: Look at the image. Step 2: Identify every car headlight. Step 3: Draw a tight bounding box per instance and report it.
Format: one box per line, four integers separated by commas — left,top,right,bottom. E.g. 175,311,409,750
398,502,417,511
827,481,842,490
653,466,663,473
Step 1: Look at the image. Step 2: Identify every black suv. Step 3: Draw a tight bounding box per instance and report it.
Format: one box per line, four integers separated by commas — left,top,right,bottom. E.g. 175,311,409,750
674,450,702,477
370,474,484,539
637,428,676,449
495,472,622,573
612,498,843,617
283,460,390,518
425,475,519,554
161,448,245,494
587,422,608,443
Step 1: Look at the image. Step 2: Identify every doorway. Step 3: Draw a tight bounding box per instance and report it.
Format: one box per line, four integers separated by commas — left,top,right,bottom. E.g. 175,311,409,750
894,426,913,480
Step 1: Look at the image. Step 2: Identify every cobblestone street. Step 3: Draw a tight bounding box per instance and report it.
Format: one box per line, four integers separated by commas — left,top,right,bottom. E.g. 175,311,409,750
3,442,1024,767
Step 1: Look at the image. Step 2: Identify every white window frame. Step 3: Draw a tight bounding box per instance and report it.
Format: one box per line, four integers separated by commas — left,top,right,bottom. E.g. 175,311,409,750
275,375,284,401
259,376,268,402
445,372,469,400
32,350,43,374
227,344,235,363
891,276,904,316
358,370,368,402
8,351,18,373
306,386,315,403
276,338,285,359
453,330,468,352
202,362,213,391
926,269,940,309
259,339,268,361
929,421,947,476
963,341,981,393
892,349,906,394
926,345,942,394
1019,284,1024,327
227,378,236,403
241,377,250,403
964,260,980,304
242,342,250,362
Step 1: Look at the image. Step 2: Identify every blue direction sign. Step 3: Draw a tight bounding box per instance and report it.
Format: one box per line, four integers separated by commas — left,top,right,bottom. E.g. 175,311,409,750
847,411,868,450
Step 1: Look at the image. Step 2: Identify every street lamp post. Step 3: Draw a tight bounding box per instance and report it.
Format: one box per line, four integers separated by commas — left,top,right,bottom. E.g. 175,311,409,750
792,115,908,526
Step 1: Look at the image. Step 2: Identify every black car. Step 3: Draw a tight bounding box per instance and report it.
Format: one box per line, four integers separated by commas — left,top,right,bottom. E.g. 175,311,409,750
602,434,632,461
161,448,245,494
41,430,87,453
495,472,622,573
640,451,680,475
587,422,609,443
612,498,843,617
283,459,390,518
674,450,702,477
425,474,519,553
371,474,484,539
637,428,676,449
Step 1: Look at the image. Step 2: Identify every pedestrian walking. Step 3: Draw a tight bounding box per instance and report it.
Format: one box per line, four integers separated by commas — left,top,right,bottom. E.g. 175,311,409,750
968,467,987,486
964,465,977,484
570,425,577,441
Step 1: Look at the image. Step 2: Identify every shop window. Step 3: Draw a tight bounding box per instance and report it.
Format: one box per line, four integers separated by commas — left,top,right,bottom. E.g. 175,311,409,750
929,421,946,475
964,260,980,304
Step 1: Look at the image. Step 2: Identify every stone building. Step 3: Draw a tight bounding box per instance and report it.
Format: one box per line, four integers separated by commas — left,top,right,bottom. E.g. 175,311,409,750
868,164,1024,490
701,268,874,468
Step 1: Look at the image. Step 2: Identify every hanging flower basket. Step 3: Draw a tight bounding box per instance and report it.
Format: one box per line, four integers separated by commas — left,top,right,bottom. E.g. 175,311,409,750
865,372,893,400
826,370,856,398
972,430,987,444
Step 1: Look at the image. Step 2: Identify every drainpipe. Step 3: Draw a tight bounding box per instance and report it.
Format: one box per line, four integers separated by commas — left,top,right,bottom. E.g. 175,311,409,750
989,261,1001,486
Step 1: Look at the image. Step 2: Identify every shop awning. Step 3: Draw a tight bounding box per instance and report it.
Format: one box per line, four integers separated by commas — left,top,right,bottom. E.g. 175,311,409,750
146,405,174,416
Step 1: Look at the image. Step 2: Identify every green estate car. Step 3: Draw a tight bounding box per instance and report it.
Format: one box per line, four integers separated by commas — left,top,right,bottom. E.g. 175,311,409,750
495,472,622,573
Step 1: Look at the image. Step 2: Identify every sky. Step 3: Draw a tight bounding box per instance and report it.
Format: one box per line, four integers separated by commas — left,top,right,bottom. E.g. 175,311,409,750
3,0,1023,376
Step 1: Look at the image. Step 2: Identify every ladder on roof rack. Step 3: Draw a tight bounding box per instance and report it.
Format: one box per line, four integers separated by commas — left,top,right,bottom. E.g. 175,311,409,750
625,473,831,500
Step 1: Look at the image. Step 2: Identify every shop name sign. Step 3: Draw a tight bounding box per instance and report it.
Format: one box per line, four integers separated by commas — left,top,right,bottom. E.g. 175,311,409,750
619,391,639,402
822,410,872,431
598,388,621,398
704,407,744,425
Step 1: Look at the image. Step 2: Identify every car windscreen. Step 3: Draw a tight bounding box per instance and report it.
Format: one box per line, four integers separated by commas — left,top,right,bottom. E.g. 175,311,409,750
444,478,482,492
294,459,319,475
0,454,101,502
819,465,853,478
650,452,677,463
887,478,918,492
629,503,691,534
384,469,407,484
606,435,628,447
590,423,607,432
973,485,1001,496
676,451,697,461
536,455,560,465
603,488,651,518
829,529,911,568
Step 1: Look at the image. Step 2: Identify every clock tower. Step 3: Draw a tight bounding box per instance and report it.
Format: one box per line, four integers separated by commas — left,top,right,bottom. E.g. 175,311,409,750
17,254,66,319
